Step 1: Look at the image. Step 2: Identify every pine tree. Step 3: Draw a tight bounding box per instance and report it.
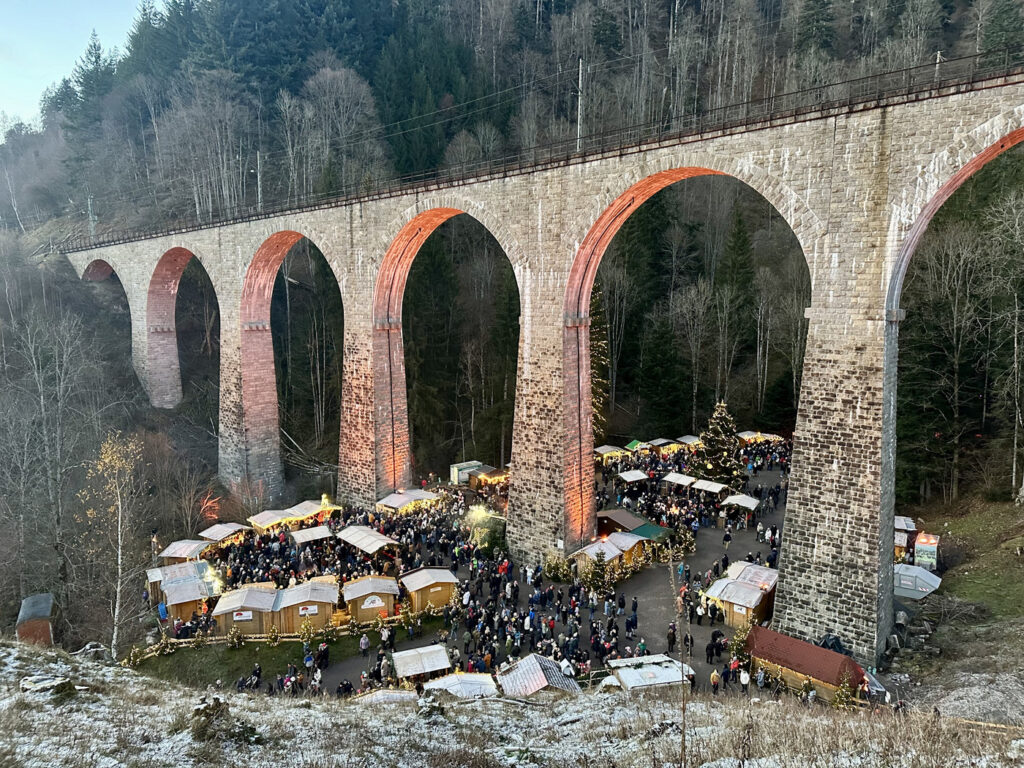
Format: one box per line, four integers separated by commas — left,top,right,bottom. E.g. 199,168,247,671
795,0,837,55
696,402,746,490
982,0,1024,52
832,672,854,709
719,212,755,293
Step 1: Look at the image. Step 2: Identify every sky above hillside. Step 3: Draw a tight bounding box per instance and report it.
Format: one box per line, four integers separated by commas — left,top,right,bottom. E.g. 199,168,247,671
0,0,139,124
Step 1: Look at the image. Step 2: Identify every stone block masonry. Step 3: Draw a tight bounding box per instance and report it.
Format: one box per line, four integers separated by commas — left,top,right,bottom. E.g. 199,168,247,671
65,74,1024,664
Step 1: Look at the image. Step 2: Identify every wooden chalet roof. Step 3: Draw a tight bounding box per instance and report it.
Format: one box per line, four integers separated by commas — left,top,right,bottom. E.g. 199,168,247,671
745,626,864,688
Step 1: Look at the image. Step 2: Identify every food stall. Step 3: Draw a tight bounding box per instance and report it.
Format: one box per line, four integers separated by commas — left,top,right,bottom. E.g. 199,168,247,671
375,489,439,515
157,539,212,565
399,567,460,613
336,525,399,555
275,581,339,633
703,578,769,628
594,444,631,466
341,575,400,623
212,584,279,635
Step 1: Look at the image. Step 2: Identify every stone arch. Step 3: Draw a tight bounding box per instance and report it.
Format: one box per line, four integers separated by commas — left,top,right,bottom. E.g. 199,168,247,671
372,202,524,494
561,164,816,548
240,230,343,500
82,258,116,281
146,247,220,409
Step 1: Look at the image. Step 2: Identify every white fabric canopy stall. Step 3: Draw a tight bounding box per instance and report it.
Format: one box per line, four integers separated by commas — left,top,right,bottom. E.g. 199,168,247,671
618,470,648,484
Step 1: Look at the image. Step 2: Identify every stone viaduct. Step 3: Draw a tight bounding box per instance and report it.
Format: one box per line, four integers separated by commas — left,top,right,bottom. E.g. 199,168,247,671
63,71,1024,663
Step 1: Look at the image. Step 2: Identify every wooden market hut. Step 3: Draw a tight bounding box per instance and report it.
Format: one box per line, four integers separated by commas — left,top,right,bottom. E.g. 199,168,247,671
247,499,330,535
676,435,702,450
703,578,770,628
198,522,250,545
146,561,214,607
341,575,400,623
745,626,868,704
211,584,278,635
400,567,460,613
571,539,624,570
16,593,58,647
624,439,651,453
594,444,630,466
275,581,339,633
894,515,918,561
449,460,483,484
375,489,439,515
467,465,508,490
605,532,647,566
596,508,648,537
648,437,682,455
163,579,218,623
157,539,212,565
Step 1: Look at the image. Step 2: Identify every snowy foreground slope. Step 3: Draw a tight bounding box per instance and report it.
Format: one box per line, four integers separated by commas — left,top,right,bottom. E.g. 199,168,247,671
0,641,1020,768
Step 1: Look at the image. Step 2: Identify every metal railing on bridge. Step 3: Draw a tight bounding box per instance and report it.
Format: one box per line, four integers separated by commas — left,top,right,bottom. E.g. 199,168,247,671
57,45,1024,254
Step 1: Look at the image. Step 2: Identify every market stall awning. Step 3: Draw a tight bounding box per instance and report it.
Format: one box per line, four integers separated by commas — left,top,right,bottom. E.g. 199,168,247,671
624,440,649,451
198,522,250,542
211,585,279,616
594,444,626,456
723,494,760,511
247,499,329,532
337,525,399,554
158,539,211,561
423,672,498,698
376,488,438,511
341,576,399,603
392,644,451,679
704,578,765,609
692,479,727,494
893,564,942,600
289,526,333,545
662,472,696,487
400,567,460,593
162,579,217,607
496,653,580,697
726,562,778,591
606,654,684,691
572,540,623,562
676,435,701,445
618,469,648,483
147,560,211,586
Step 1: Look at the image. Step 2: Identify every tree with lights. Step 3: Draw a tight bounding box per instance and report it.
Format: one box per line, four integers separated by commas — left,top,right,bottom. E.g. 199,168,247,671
696,402,746,490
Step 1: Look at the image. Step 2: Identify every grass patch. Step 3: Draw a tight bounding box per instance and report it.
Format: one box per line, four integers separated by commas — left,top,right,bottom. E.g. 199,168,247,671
908,498,1024,619
136,617,442,688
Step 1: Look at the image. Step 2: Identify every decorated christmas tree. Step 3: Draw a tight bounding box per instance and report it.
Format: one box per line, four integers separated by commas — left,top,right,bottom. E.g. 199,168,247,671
696,402,746,490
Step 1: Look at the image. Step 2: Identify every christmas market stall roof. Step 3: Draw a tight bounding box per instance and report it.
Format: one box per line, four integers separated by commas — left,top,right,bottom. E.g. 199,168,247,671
572,540,624,562
247,500,327,532
676,435,701,446
605,654,687,691
618,469,649,483
649,438,681,450
391,644,452,679
894,516,917,532
146,560,212,587
376,488,438,512
423,672,498,698
276,581,339,609
692,479,727,494
198,522,250,542
289,526,333,545
726,562,779,591
211,585,280,616
662,472,696,487
893,564,942,600
630,522,672,541
353,688,418,705
606,532,648,551
341,576,399,603
723,494,760,511
158,539,211,561
17,593,56,626
399,567,460,593
496,653,581,697
162,579,217,607
337,525,399,554
597,509,647,531
745,626,865,689
704,578,766,610
624,440,649,451
594,444,627,456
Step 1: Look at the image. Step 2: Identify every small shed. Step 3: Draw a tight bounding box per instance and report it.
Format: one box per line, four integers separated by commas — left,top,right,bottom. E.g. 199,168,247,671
605,531,647,565
571,540,624,568
16,594,58,647
893,564,942,600
337,525,399,555
703,578,769,628
894,516,918,559
400,567,460,613
212,585,279,635
276,581,339,633
391,644,451,681
745,626,867,704
342,575,400,623
594,444,630,466
198,522,250,544
157,539,211,564
423,672,498,698
450,460,484,484
605,654,686,691
496,653,581,698
146,560,214,606
597,508,647,536
163,579,217,622
289,526,333,546
617,469,649,484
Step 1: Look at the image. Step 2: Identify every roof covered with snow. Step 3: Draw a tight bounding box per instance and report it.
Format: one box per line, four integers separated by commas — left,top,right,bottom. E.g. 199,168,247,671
704,578,766,609
212,586,280,615
423,672,498,698
337,525,399,554
572,540,623,562
399,567,460,593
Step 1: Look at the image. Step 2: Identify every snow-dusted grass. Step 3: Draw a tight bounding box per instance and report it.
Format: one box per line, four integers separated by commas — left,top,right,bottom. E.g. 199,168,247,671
0,639,1019,768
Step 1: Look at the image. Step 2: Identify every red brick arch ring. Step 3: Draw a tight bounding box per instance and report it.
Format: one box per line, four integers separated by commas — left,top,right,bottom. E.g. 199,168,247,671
562,164,821,545
372,200,525,493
